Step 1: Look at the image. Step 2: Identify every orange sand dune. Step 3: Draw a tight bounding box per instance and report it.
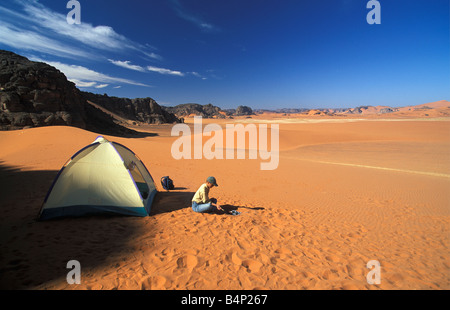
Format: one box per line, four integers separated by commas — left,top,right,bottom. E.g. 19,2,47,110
0,117,449,290
398,100,450,110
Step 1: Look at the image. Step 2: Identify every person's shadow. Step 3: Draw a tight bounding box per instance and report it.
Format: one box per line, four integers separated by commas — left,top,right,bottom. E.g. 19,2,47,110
217,204,264,215
150,190,265,216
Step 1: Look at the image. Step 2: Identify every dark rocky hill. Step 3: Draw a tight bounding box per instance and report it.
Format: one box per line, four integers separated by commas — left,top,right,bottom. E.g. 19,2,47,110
163,103,254,119
0,50,180,135
0,50,88,129
81,92,181,124
234,105,254,116
163,103,226,119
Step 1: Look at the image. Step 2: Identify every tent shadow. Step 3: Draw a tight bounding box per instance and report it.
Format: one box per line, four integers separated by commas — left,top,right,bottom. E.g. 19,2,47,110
150,191,194,215
0,162,155,289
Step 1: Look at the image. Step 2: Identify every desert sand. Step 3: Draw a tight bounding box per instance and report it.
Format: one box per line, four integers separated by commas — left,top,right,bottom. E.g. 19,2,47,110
0,111,449,290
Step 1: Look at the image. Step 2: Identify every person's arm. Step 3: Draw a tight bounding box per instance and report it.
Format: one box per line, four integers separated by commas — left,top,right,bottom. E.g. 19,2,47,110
205,187,224,211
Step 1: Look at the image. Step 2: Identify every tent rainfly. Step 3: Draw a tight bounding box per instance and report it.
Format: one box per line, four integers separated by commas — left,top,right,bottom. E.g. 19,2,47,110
39,136,157,220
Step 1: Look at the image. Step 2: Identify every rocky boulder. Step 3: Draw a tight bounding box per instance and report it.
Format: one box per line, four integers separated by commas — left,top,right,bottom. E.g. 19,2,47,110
234,105,254,116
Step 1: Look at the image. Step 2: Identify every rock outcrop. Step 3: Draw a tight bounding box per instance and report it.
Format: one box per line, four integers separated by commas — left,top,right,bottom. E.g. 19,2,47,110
163,103,254,119
234,105,253,116
81,92,182,124
0,50,181,135
0,50,88,130
163,103,226,119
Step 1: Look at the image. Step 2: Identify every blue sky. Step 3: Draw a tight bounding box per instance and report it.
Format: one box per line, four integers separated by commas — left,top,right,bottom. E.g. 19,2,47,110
0,0,448,109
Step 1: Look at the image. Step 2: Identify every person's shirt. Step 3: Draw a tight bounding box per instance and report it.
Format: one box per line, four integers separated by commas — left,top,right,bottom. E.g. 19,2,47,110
192,183,210,204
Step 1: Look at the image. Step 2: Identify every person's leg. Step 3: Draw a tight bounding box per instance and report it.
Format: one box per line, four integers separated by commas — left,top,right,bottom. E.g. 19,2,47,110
209,198,224,212
192,201,215,213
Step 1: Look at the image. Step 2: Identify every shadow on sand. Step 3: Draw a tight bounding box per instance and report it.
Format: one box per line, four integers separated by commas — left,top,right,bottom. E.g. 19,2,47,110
114,130,158,138
150,191,194,215
219,204,265,215
151,191,266,216
0,162,156,289
0,162,263,288
86,124,159,139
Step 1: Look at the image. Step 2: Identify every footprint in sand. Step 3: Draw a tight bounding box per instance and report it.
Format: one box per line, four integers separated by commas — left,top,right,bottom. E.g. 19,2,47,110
161,247,175,258
226,250,242,265
242,259,263,273
275,247,292,259
141,275,167,290
325,254,341,263
177,255,198,270
321,269,340,280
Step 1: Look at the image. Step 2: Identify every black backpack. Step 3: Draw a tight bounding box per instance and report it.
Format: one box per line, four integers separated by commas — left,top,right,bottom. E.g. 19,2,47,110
160,176,174,190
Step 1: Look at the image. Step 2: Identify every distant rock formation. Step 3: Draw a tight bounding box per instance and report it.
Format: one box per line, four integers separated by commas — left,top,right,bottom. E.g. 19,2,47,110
255,106,399,116
163,103,254,119
234,105,254,116
163,103,225,119
81,92,182,124
0,50,180,135
344,106,399,115
275,108,309,114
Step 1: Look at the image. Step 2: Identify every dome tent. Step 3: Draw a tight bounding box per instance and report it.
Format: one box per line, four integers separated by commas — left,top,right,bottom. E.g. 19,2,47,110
39,136,157,220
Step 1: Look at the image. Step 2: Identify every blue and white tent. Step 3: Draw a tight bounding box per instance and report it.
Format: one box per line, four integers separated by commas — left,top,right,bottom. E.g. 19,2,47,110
39,136,157,220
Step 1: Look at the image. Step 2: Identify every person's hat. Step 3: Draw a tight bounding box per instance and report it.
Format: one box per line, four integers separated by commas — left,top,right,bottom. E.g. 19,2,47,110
206,176,218,187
